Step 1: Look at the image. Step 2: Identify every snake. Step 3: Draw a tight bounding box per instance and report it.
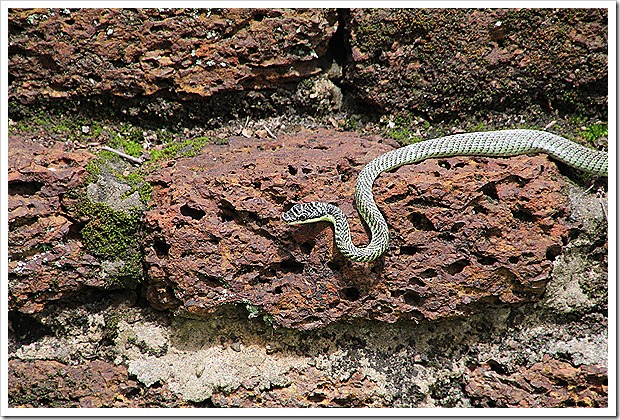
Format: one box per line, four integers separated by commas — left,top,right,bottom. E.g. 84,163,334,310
282,129,608,262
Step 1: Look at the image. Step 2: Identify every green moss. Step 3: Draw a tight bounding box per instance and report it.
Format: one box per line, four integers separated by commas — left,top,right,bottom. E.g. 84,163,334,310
110,136,143,158
85,153,153,206
580,123,607,144
384,115,424,146
76,197,143,282
149,136,215,163
76,155,148,285
102,313,122,344
84,158,103,178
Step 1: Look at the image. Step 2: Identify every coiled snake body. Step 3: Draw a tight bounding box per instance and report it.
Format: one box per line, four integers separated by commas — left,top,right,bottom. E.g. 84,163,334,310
282,130,608,262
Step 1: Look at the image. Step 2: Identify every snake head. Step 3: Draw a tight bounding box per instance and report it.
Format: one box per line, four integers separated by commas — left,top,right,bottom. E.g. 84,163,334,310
282,202,335,225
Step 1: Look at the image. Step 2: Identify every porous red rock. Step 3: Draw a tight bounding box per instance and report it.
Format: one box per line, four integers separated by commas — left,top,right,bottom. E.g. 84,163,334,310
8,8,338,103
464,357,608,407
8,359,186,407
8,138,100,313
143,128,571,329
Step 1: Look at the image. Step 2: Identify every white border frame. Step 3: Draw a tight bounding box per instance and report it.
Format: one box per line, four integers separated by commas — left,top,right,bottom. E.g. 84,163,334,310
1,1,616,417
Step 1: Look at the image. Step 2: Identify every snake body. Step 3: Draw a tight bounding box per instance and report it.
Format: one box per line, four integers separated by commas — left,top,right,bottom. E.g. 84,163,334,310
282,129,608,262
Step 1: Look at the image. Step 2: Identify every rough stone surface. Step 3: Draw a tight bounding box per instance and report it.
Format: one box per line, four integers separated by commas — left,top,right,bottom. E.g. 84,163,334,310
8,138,98,313
8,359,187,408
8,9,607,123
8,136,145,314
144,128,571,329
464,357,608,407
8,8,338,103
345,9,608,119
8,301,608,408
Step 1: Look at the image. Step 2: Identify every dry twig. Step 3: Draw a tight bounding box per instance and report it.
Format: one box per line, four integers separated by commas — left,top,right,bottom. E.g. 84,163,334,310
100,145,144,164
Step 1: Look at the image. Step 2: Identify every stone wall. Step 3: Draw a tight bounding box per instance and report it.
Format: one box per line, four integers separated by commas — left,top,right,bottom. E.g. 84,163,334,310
7,8,608,408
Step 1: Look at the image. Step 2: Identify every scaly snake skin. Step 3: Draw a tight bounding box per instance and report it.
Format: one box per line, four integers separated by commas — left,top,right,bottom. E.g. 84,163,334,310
282,130,608,262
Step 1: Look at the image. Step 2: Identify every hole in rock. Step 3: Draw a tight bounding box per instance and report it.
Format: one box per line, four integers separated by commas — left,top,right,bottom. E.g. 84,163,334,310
511,208,533,222
481,182,499,201
154,238,170,257
409,277,425,287
8,180,43,196
445,259,469,275
66,222,84,240
485,227,502,237
400,245,422,255
180,204,206,220
300,239,316,254
568,229,580,241
9,312,53,345
503,174,528,187
451,222,465,233
123,387,140,398
197,274,224,288
341,287,360,301
477,255,498,266
327,260,342,271
407,212,435,231
403,291,422,306
438,160,451,170
384,192,409,204
438,232,455,241
508,255,520,264
308,393,326,403
218,202,237,222
473,205,488,215
545,244,562,261
287,165,298,176
9,216,38,231
487,359,508,375
274,286,283,294
279,258,304,274
326,8,348,67
419,268,437,278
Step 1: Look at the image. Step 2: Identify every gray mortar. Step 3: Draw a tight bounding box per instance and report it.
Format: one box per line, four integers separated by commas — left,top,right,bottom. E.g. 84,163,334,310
544,183,608,314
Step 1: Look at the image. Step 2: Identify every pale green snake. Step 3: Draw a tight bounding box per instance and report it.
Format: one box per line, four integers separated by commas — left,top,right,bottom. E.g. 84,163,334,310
282,129,608,262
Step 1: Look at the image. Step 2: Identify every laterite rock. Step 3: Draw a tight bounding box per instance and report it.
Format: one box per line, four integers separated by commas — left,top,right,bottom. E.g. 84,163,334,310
144,128,571,329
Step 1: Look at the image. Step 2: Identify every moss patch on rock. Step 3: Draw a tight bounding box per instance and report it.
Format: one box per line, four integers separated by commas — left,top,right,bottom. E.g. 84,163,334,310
75,196,143,286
